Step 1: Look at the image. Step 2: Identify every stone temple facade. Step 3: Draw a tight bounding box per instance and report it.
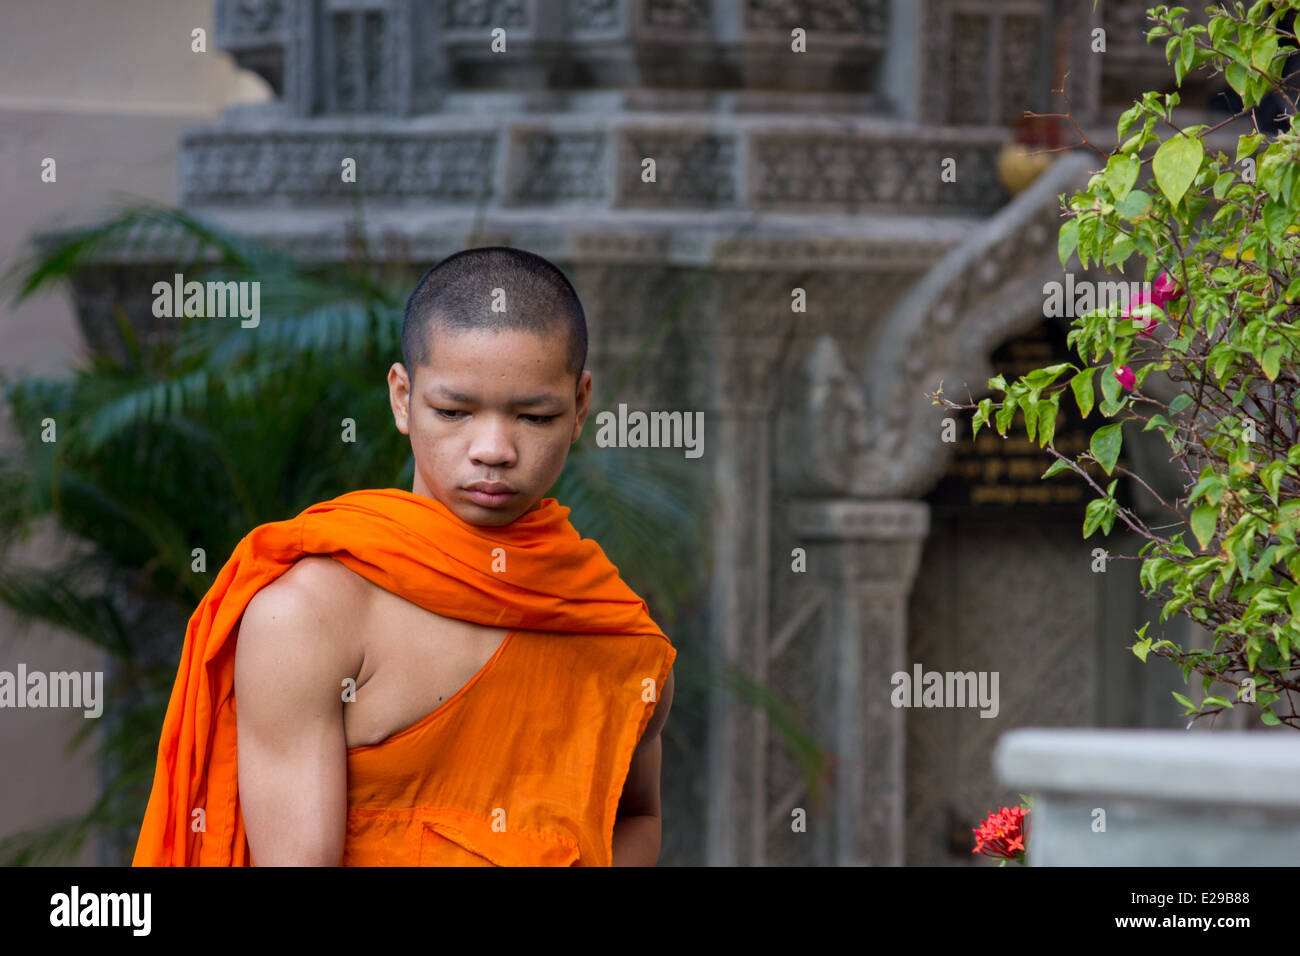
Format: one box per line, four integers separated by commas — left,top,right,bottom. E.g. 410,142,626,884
59,0,1249,864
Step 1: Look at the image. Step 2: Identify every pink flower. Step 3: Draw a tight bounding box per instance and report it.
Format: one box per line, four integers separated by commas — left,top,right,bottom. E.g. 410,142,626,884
1115,365,1136,391
1122,290,1161,338
1153,271,1183,305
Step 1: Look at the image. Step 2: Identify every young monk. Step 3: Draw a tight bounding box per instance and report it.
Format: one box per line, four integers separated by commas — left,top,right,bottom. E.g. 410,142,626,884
132,246,676,866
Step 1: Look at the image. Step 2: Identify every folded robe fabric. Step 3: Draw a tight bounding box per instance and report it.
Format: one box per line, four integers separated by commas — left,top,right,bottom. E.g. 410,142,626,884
132,487,668,866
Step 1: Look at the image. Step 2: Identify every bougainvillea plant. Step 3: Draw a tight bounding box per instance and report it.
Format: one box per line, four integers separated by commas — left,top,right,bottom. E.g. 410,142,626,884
931,2,1300,728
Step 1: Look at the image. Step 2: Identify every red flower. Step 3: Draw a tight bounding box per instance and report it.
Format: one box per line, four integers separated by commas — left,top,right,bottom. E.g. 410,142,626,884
1152,271,1183,305
1121,289,1162,339
1115,365,1136,391
972,804,1030,862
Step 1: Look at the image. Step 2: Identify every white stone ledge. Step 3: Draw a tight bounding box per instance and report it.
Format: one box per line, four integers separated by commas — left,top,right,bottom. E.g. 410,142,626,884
995,728,1300,808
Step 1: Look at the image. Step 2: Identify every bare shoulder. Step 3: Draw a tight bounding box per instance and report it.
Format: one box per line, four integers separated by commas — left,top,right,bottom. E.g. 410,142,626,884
245,556,366,623
237,556,367,680
271,554,367,600
643,666,674,742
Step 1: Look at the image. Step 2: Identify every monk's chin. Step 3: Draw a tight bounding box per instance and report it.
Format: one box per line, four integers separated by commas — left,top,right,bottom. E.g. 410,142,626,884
451,497,536,527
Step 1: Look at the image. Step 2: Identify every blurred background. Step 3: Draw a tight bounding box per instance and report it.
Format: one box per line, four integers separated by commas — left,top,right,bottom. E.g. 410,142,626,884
0,0,1278,867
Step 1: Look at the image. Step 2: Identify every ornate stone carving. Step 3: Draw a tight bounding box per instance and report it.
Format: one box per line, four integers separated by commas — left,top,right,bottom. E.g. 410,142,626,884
325,6,391,113
915,0,1118,129
774,335,869,496
572,0,621,30
644,0,710,30
751,132,1006,214
617,131,737,208
445,0,529,28
225,0,285,34
744,0,887,32
214,0,289,94
181,117,1010,216
181,131,498,203
858,150,1096,498
507,131,609,204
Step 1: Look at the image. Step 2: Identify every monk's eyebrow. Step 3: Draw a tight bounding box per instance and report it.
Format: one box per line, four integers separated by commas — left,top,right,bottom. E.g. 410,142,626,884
428,385,561,407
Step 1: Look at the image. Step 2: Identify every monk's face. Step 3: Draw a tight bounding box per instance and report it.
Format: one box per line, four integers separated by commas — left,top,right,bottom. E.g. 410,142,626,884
388,326,591,526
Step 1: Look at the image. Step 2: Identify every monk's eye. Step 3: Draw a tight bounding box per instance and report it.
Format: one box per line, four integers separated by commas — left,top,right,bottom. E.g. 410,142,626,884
434,408,467,420
523,415,556,425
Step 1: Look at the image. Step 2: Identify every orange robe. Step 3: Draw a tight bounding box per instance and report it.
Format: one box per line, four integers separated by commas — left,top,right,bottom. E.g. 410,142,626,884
131,488,675,866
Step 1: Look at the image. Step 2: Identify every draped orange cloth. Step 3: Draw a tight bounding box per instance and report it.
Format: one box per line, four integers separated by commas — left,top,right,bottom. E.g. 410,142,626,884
131,488,674,866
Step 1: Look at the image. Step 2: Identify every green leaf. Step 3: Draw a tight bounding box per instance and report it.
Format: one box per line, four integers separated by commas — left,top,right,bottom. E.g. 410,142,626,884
1117,104,1142,140
1132,637,1152,662
1024,363,1071,388
1172,691,1197,713
1236,132,1265,163
972,397,993,441
1105,153,1141,203
1261,344,1284,382
1179,31,1196,75
1104,235,1136,266
1038,395,1061,446
1210,15,1230,47
1263,198,1293,247
1261,459,1285,503
1083,497,1110,538
1261,709,1281,726
1169,392,1193,413
1191,503,1218,550
1090,422,1123,476
1212,170,1236,199
1226,61,1248,97
1115,189,1152,221
1071,367,1095,418
1042,458,1072,479
1251,34,1279,74
1152,134,1204,209
1100,361,1120,405
995,394,1019,436
1058,219,1079,270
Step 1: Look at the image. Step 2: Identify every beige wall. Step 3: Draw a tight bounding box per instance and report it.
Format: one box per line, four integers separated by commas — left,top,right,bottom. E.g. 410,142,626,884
0,0,268,865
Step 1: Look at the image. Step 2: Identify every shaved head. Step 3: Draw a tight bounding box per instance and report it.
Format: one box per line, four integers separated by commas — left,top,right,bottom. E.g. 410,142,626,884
401,246,588,385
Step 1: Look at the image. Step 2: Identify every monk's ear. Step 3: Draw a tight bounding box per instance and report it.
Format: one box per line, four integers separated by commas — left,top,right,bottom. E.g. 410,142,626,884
571,370,592,443
388,362,412,435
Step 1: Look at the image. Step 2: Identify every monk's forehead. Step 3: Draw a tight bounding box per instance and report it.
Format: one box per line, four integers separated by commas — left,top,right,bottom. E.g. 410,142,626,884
419,326,572,384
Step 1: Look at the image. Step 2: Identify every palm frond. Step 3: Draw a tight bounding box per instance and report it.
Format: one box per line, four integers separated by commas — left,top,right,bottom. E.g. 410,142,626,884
0,568,132,657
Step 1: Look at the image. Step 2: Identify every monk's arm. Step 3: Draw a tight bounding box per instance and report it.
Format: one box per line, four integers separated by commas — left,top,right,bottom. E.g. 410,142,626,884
612,667,673,866
234,567,360,866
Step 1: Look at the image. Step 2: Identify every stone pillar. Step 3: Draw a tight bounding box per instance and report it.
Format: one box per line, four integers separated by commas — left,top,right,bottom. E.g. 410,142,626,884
704,309,783,867
705,396,771,866
787,499,929,865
